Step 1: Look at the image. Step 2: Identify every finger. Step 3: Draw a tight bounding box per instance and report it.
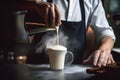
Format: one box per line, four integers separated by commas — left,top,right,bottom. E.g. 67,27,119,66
110,54,116,64
106,50,115,65
36,3,50,27
102,50,110,66
102,54,108,66
83,53,94,64
54,4,62,26
44,5,49,27
106,51,112,64
83,54,93,64
48,4,55,27
97,50,106,67
93,50,101,66
107,58,112,64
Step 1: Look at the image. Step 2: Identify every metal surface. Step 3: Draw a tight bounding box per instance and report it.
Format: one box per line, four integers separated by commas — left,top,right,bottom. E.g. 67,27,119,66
28,27,55,35
0,64,94,80
0,64,119,80
27,64,94,80
26,22,56,35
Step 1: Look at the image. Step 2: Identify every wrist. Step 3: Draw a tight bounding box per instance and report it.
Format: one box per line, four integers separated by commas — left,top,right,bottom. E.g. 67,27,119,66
35,0,41,3
99,36,114,50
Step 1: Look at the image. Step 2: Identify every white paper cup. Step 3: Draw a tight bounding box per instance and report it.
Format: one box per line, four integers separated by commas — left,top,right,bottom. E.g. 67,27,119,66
47,45,74,70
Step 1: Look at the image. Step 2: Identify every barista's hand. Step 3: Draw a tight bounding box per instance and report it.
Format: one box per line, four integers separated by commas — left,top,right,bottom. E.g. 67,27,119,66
83,49,115,67
35,1,61,27
83,36,116,67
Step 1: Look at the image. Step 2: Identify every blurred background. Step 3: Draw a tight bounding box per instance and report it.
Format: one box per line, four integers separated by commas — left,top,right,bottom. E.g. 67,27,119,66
103,0,120,47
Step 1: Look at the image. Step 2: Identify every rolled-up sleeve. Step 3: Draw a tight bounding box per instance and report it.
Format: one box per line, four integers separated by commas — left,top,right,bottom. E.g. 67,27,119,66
89,0,116,43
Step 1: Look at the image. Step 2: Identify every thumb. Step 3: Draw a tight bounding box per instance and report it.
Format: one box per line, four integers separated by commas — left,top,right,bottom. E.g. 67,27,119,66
82,55,92,64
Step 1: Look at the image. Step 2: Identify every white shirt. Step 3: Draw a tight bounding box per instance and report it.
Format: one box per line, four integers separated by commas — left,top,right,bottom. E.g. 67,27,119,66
41,0,116,42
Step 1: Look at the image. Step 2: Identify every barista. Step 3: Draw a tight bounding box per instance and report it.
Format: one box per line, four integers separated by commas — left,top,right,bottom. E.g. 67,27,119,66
31,0,116,67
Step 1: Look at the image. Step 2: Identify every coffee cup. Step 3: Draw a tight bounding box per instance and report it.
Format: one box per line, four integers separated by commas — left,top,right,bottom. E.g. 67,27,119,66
47,45,74,70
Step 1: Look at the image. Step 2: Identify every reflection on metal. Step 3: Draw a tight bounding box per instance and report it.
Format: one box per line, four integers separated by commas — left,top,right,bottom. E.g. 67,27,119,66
25,22,56,35
26,22,46,26
28,27,55,35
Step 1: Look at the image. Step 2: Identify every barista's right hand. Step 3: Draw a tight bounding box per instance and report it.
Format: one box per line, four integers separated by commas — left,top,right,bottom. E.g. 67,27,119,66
35,1,62,27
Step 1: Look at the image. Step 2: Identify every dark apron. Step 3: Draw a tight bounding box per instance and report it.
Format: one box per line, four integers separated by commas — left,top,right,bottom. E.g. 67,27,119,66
60,21,86,64
47,0,86,64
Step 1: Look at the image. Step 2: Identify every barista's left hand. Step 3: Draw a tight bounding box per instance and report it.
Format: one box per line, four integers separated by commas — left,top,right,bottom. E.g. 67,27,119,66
83,36,116,67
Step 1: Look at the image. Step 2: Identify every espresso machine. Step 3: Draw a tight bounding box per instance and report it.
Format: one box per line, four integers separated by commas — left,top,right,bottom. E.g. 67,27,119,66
0,1,35,64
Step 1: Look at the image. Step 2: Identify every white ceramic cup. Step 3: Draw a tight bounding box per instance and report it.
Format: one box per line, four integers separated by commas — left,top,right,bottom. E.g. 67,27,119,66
47,45,74,70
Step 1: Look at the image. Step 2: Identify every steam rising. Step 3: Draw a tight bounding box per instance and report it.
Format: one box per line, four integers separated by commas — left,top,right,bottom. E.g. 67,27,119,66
36,31,68,53
35,28,82,55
